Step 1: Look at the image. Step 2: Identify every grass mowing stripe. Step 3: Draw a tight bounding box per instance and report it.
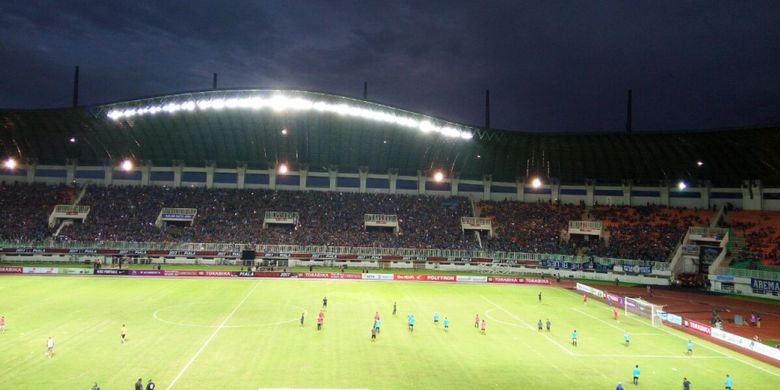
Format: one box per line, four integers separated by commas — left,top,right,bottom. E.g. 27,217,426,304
572,307,629,333
480,295,575,356
577,354,727,359
478,295,580,382
165,281,259,390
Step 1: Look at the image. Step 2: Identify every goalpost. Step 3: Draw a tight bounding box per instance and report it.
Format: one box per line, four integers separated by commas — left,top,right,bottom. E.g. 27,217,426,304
624,296,665,327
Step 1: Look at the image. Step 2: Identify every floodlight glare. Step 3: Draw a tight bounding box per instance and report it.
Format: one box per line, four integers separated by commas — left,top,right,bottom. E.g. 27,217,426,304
433,171,445,182
678,181,687,190
105,92,473,140
531,177,542,189
120,159,134,172
281,128,288,135
69,137,76,143
278,163,289,175
696,161,703,167
3,158,17,170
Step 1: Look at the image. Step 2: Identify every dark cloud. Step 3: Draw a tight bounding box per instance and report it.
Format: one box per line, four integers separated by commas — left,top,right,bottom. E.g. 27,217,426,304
0,0,778,132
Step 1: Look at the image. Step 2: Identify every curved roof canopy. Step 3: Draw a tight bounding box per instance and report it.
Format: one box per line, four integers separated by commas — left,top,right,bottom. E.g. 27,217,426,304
1,89,779,186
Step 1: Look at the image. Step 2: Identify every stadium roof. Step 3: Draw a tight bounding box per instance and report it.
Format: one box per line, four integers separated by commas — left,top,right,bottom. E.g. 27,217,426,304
1,89,778,186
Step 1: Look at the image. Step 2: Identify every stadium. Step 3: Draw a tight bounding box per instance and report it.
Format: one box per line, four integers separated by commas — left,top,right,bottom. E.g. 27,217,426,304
2,88,780,389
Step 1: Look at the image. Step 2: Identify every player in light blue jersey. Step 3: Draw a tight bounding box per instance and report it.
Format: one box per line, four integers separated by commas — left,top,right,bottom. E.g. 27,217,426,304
632,365,640,385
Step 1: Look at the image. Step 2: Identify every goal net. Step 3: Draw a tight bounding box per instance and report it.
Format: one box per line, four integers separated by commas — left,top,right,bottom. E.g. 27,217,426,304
624,296,664,327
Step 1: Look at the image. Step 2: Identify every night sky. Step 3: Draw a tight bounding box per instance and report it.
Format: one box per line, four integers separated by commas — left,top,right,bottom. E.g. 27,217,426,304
1,1,778,132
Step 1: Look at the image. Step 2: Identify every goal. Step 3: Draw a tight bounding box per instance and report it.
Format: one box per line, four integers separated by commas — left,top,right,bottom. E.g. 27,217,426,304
624,296,665,327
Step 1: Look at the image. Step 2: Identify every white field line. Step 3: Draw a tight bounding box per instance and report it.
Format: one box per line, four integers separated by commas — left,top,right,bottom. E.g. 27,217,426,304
576,354,727,359
485,308,722,360
480,297,581,382
599,304,780,378
480,295,575,357
166,282,260,390
573,307,628,333
572,308,661,336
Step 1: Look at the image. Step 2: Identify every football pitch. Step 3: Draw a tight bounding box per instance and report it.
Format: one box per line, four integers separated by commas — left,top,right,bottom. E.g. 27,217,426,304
1,276,778,389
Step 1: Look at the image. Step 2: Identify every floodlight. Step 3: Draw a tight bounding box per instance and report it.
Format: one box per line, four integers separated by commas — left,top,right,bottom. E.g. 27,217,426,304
120,159,134,172
278,163,289,175
105,92,474,141
433,171,445,182
3,158,17,170
531,177,542,189
678,181,687,190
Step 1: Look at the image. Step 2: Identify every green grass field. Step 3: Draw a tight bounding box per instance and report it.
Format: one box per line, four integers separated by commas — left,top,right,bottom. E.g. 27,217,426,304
0,276,778,389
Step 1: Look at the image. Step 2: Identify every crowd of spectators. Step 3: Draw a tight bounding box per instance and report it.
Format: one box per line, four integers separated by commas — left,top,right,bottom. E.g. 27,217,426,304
588,205,710,261
0,182,78,242
479,200,583,254
56,186,474,249
0,183,723,261
724,211,780,267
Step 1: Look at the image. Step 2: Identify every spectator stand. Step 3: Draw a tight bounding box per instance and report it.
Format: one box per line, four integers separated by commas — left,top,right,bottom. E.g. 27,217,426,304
364,214,399,234
156,207,197,227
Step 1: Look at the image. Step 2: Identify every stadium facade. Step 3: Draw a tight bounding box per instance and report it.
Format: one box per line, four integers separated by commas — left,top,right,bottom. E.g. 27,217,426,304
1,89,778,210
3,89,780,301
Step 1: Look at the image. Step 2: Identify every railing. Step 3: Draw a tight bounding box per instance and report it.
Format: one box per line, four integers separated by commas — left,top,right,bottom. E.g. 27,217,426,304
160,207,198,215
0,239,664,269
461,217,492,226
592,256,669,271
0,239,245,252
53,205,91,214
569,220,603,230
263,211,299,221
364,214,398,223
710,205,725,228
688,226,728,240
711,266,780,280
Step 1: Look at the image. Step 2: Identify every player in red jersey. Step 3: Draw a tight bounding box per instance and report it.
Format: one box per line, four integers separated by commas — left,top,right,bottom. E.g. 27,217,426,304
317,310,324,330
613,307,619,321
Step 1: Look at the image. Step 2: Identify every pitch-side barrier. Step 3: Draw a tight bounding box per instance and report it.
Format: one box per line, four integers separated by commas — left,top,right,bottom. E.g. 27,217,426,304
575,282,780,362
0,266,551,286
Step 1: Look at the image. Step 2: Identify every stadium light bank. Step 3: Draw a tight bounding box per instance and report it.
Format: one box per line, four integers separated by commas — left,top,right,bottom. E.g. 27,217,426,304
106,95,474,140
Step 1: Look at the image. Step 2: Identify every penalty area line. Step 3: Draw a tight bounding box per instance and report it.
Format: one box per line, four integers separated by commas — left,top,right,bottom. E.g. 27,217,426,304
166,282,260,390
571,307,662,335
577,354,726,359
596,305,780,378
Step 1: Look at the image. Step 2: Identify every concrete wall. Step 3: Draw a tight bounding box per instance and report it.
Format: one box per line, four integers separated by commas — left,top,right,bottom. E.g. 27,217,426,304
1,162,777,209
